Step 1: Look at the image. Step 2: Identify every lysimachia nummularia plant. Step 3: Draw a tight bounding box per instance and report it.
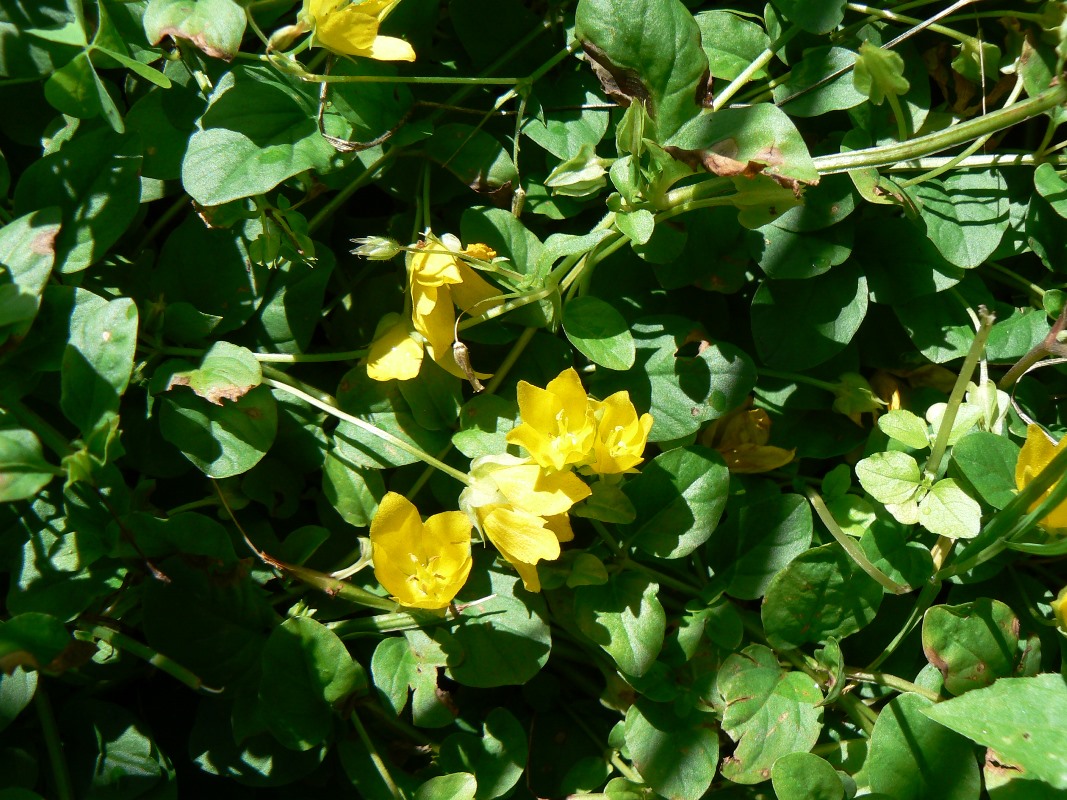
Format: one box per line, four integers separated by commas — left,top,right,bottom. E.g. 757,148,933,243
5,0,1067,798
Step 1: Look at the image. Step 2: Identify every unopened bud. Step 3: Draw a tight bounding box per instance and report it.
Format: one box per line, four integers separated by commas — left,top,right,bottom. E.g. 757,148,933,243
350,236,401,260
545,144,612,198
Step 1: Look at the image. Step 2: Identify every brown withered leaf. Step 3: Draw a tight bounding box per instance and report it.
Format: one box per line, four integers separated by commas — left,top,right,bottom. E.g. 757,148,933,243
581,42,650,108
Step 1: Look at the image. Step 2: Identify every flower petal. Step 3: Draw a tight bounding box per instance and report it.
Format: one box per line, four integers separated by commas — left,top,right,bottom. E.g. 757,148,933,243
482,506,560,564
349,34,416,62
366,318,423,381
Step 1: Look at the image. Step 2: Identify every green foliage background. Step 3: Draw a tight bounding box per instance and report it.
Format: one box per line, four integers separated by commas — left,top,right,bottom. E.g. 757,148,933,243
3,0,1067,798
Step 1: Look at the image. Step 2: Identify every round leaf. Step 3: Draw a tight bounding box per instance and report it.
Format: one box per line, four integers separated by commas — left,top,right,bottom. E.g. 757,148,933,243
563,295,636,370
624,698,719,800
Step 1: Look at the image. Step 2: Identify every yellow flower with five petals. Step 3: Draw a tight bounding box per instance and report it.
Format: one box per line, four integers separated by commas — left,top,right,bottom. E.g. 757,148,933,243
587,392,653,475
370,492,472,609
460,454,590,591
1015,424,1067,533
409,237,501,381
506,368,598,471
306,0,416,62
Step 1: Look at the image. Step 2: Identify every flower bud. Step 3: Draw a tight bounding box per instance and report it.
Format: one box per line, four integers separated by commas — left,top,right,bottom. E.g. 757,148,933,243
545,144,613,198
350,236,401,260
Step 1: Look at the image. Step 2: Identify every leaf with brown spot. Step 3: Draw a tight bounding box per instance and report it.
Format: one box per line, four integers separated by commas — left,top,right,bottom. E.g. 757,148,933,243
143,0,247,61
665,104,819,189
160,341,262,406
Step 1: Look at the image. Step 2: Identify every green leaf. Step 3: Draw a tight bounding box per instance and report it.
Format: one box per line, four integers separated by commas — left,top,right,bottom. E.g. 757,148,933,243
914,171,1009,268
625,445,729,559
333,369,449,470
322,451,384,528
183,67,336,206
12,128,141,273
59,698,176,797
120,511,238,563
60,294,138,435
0,613,69,672
922,599,1021,695
866,693,981,800
859,217,963,303
772,752,845,800
259,616,364,751
667,104,819,188
878,409,930,449
159,384,278,478
749,222,852,280
0,208,60,347
43,50,125,133
763,543,883,649
439,708,526,800
0,1,81,78
950,431,1019,510
695,11,769,81
452,394,519,459
574,573,665,677
615,208,654,245
624,698,719,800
590,315,756,442
156,216,269,334
750,263,867,371
433,560,551,688
191,695,325,786
922,674,1067,790
370,633,454,729
717,644,823,784
426,125,519,199
415,774,477,800
575,0,709,141
522,71,610,160
773,0,846,34
917,479,981,539
894,289,975,364
143,0,246,60
0,427,56,503
563,295,636,370
707,491,813,600
0,668,36,734
856,451,922,505
1035,162,1067,218
162,342,261,405
854,41,910,105
774,46,865,116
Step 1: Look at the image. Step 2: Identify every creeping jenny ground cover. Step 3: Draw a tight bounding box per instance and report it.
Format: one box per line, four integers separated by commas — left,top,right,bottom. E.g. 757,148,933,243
5,0,1067,797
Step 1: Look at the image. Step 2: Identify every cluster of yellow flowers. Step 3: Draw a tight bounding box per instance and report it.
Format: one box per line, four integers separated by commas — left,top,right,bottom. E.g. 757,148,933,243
368,368,653,607
366,236,502,383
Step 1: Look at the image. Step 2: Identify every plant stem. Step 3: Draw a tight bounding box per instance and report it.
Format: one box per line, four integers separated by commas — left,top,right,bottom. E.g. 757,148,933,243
757,367,840,393
844,668,941,703
81,624,220,693
262,375,470,485
350,710,405,800
35,682,74,800
924,305,994,478
712,24,800,111
152,345,368,363
805,488,910,594
812,83,1067,174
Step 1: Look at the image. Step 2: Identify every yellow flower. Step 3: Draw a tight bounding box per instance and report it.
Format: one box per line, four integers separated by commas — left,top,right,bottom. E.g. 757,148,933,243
306,0,416,62
506,368,598,471
409,236,501,381
460,454,591,591
1052,586,1067,632
586,392,653,474
1015,424,1067,533
370,492,472,609
700,403,795,474
365,313,423,381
